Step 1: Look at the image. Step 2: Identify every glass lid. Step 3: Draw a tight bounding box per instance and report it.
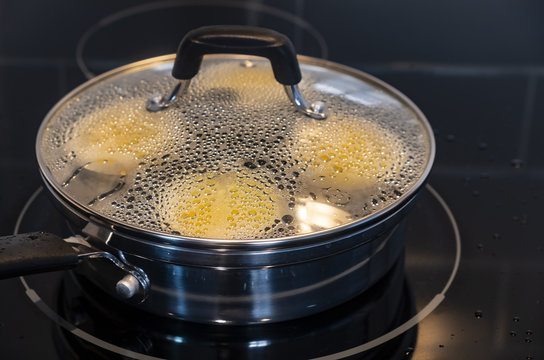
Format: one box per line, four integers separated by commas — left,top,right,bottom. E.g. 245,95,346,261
38,27,433,241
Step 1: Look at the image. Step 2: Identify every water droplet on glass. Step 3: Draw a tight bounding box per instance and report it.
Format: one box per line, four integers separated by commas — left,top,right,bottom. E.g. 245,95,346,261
493,233,501,240
477,243,484,251
474,310,483,319
511,158,523,168
510,330,518,337
404,347,414,356
322,188,351,205
526,330,533,336
513,316,520,322
281,215,294,225
478,142,488,150
240,59,255,68
446,134,456,142
243,161,257,169
472,190,480,197
525,338,533,343
439,344,445,348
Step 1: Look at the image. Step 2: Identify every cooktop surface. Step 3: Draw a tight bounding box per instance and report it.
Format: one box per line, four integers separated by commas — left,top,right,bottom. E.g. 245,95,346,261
1,1,543,359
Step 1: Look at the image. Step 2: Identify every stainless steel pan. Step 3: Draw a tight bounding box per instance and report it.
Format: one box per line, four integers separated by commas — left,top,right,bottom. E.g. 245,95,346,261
0,26,434,324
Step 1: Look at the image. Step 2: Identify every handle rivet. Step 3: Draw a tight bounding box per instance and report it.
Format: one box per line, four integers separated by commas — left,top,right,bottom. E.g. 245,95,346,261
116,274,140,299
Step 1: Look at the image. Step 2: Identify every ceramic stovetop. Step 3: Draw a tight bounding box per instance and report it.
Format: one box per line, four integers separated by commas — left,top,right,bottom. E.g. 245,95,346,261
1,1,543,359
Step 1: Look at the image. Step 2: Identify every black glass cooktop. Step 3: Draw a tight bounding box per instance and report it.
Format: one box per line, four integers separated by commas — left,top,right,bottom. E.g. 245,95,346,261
1,1,544,359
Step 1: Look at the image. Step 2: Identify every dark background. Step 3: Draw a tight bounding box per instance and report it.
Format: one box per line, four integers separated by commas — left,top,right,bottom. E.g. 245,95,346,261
2,0,544,202
1,0,544,359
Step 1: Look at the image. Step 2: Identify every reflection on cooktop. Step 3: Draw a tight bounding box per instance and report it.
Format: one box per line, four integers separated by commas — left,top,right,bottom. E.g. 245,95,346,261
53,259,414,359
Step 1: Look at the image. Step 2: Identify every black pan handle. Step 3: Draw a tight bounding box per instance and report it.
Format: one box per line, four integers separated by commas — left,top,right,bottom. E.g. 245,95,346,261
172,25,302,85
0,232,79,279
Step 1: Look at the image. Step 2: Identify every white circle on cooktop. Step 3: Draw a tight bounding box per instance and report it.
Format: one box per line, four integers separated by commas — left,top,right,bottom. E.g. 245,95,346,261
75,0,329,80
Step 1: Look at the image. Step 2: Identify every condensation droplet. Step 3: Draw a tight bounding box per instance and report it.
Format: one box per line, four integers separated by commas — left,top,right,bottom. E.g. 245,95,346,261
474,310,483,319
281,215,294,225
243,161,257,169
322,188,351,205
240,59,255,68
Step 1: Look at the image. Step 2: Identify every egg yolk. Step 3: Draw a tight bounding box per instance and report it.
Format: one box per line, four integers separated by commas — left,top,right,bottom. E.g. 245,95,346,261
295,118,403,187
160,170,281,239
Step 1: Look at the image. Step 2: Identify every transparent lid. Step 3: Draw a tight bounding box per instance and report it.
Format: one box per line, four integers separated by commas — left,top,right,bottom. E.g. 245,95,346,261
38,54,433,240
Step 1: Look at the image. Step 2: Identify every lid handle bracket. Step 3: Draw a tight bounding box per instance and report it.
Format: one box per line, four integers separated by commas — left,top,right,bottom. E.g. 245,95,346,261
146,79,190,112
284,84,328,120
146,25,327,119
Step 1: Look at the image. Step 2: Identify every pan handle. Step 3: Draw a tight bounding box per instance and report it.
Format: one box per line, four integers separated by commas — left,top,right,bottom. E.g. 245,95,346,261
0,232,78,279
146,25,328,119
0,232,149,302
